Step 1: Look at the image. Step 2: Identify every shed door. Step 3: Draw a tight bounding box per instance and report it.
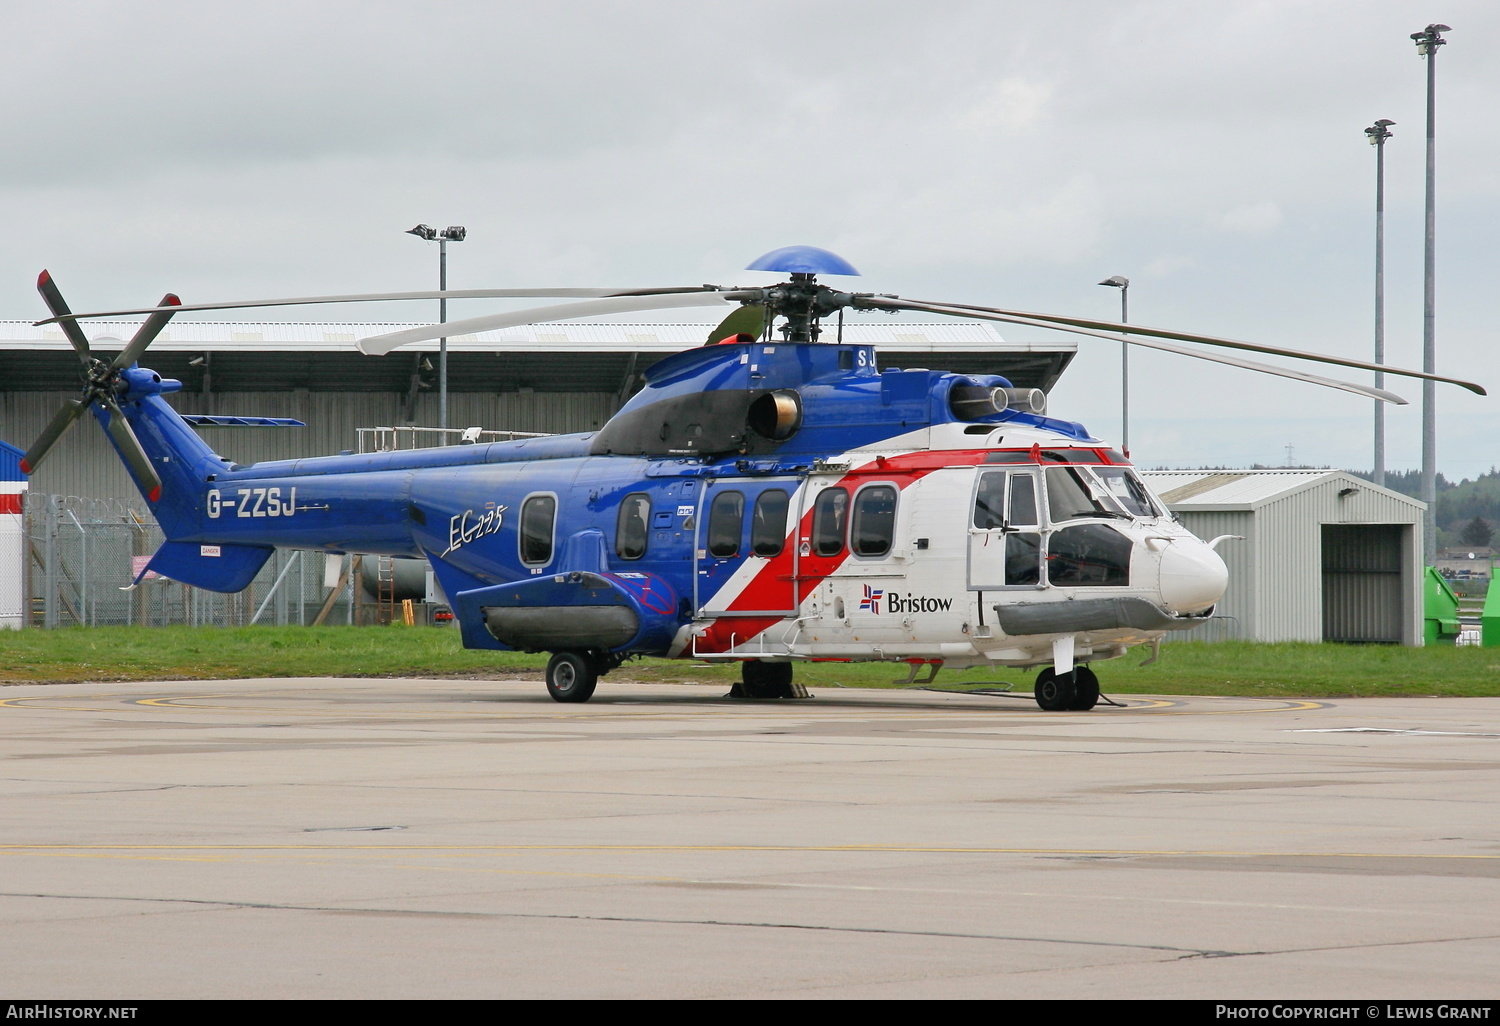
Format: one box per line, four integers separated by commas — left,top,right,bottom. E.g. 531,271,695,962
1322,524,1404,643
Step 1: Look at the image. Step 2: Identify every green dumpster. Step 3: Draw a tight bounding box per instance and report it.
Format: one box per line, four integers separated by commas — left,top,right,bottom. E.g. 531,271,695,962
1424,567,1461,646
1483,579,1500,648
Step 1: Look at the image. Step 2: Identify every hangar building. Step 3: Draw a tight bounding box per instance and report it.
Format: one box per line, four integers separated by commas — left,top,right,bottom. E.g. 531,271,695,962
1139,469,1427,645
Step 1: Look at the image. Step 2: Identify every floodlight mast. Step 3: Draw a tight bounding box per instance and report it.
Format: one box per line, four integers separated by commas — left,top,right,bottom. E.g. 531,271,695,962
404,224,467,432
1411,23,1448,565
1098,275,1130,454
1365,119,1394,487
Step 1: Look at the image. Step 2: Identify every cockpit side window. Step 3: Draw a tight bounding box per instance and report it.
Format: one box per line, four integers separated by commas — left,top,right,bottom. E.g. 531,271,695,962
973,471,1006,529
1045,467,1125,523
1008,474,1039,527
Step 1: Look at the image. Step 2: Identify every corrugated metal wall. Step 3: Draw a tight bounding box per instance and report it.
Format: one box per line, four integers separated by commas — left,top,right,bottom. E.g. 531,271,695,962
1,390,618,505
1256,478,1423,644
1173,511,1254,642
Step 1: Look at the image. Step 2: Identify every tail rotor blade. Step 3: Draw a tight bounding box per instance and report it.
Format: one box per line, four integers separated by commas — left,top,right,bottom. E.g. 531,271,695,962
101,398,163,503
36,271,94,364
20,399,89,474
110,294,181,371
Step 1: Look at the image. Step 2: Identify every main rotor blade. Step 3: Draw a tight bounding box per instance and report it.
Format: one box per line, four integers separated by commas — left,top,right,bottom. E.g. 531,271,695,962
861,298,1410,405
110,294,180,371
870,296,1486,396
35,271,94,362
357,292,754,355
20,399,89,474
35,286,732,325
101,398,163,503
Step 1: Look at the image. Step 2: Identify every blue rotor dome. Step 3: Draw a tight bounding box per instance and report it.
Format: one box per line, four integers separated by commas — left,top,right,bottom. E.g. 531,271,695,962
745,245,860,276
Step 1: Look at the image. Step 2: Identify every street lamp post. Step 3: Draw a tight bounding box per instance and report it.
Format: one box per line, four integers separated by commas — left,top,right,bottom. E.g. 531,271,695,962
405,223,468,433
1412,23,1448,566
1365,118,1394,488
1098,275,1130,454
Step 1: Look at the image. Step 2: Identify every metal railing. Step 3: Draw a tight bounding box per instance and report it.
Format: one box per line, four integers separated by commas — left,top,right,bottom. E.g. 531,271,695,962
356,425,551,453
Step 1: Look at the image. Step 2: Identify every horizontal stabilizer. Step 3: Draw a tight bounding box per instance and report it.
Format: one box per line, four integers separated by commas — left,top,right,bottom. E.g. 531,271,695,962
179,415,307,428
146,540,275,593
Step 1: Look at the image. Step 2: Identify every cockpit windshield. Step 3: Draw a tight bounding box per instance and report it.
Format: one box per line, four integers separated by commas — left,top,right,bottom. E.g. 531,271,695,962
1045,467,1128,521
1091,467,1163,518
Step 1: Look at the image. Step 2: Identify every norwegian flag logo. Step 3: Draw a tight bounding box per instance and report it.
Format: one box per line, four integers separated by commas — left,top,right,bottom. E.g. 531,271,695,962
859,584,883,614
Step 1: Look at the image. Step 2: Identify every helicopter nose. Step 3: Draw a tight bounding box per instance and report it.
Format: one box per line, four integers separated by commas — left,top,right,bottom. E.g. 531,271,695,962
1157,538,1228,614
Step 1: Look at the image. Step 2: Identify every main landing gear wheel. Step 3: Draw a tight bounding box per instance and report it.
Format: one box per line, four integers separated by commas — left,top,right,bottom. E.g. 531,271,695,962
1069,665,1100,711
1034,666,1100,711
738,660,796,699
546,651,599,703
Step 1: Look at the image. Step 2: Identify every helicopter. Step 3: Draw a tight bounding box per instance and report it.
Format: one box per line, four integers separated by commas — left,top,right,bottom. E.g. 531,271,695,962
20,246,1486,710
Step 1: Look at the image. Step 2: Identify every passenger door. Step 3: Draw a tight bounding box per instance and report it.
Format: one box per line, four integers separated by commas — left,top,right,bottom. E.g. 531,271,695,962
967,468,1043,591
694,479,799,616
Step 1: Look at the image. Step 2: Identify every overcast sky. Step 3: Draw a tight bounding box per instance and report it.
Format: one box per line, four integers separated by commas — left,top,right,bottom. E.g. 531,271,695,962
3,1,1495,477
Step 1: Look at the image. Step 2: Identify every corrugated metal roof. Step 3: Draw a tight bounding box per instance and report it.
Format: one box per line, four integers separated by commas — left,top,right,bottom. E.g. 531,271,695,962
1139,469,1423,509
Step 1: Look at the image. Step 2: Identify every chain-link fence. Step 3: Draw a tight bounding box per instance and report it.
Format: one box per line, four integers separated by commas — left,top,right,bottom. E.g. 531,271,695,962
20,493,395,629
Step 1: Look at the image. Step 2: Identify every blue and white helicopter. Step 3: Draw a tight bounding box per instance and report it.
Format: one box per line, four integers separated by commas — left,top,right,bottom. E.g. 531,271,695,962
22,246,1485,709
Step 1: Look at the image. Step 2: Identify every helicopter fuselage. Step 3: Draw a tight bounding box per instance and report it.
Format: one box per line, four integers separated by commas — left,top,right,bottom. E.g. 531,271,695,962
113,338,1227,688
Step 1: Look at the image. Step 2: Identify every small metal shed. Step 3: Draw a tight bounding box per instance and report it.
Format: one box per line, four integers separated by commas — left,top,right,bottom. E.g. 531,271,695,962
1138,470,1427,645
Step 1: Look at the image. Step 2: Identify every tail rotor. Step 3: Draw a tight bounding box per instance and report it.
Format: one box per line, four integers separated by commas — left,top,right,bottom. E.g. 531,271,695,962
21,271,179,502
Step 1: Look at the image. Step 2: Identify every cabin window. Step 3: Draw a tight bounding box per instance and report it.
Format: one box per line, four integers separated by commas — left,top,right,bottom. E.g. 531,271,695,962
1047,523,1132,586
973,471,1006,530
707,490,744,558
851,486,897,557
751,489,790,557
519,494,556,566
812,487,849,557
616,493,651,560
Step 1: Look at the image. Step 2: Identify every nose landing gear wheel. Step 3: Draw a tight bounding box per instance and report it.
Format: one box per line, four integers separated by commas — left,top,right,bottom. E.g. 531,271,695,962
1034,665,1101,711
546,651,599,703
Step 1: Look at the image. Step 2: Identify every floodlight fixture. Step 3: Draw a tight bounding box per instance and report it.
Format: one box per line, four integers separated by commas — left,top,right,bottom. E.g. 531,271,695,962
1411,23,1449,56
405,222,471,430
1097,275,1131,453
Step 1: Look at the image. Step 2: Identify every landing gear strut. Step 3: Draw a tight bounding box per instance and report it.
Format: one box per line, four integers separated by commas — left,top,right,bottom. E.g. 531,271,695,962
1034,665,1099,711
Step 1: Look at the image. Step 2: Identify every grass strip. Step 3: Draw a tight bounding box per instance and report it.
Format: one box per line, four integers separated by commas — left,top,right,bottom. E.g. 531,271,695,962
2,626,1497,698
